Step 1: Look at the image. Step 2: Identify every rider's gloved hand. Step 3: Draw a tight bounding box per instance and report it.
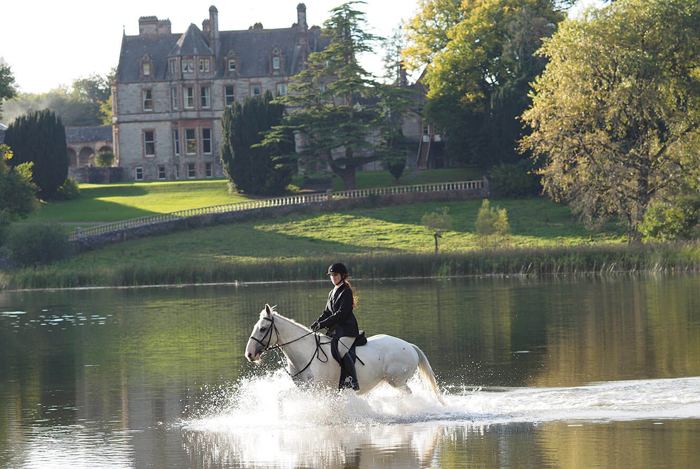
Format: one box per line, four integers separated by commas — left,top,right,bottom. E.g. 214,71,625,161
310,322,320,332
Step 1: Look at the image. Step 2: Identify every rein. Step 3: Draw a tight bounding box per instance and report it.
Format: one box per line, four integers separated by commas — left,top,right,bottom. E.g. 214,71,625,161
250,315,330,379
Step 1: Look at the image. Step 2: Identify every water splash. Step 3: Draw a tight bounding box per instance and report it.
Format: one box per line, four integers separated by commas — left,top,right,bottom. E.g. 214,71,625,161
180,373,700,468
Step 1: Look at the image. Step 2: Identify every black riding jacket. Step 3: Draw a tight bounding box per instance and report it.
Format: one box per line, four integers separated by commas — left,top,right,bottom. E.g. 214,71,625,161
313,282,359,338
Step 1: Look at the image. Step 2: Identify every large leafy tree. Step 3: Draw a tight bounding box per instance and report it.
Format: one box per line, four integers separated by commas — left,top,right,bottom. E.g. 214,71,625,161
404,0,565,165
522,0,700,242
0,60,17,120
4,110,68,200
267,1,412,190
0,144,38,244
220,91,294,195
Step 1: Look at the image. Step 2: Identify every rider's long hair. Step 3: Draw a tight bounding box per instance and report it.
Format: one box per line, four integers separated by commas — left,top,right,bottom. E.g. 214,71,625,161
342,275,358,309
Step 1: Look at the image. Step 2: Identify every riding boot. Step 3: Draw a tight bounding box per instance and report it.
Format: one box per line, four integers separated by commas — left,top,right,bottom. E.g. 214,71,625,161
341,353,360,391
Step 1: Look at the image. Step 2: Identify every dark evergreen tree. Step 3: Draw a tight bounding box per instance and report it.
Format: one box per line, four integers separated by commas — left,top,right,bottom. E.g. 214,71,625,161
220,92,293,195
4,109,68,200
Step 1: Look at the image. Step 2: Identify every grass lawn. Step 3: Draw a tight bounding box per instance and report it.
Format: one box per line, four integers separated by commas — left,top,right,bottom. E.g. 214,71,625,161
60,198,626,271
26,169,485,225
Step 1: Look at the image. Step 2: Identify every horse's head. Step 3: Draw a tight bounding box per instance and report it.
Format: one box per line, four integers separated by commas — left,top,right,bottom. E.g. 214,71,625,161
245,304,278,362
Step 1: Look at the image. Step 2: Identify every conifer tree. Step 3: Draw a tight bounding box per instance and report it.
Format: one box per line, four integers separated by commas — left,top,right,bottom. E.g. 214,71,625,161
220,92,293,195
4,109,68,200
266,1,413,190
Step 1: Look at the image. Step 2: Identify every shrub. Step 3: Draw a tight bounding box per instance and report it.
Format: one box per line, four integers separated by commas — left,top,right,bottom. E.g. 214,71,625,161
422,207,452,253
489,161,540,198
56,177,80,200
6,223,73,266
476,199,510,238
94,151,115,167
640,198,700,241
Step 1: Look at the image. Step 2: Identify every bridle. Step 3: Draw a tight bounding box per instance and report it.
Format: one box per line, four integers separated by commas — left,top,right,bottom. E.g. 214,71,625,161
249,314,329,379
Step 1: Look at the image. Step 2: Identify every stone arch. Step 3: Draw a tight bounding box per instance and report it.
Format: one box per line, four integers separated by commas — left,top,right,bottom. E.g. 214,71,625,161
78,147,95,166
97,145,113,154
67,148,78,167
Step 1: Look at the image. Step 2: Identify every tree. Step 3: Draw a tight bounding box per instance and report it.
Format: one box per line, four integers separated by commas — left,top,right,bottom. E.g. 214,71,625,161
0,59,18,120
404,0,565,166
521,0,700,242
4,110,68,200
220,91,294,195
0,144,39,244
422,207,452,253
267,1,413,190
94,151,115,167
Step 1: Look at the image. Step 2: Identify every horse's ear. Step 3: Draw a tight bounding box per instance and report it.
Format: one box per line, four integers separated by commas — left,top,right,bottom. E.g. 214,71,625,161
264,304,272,317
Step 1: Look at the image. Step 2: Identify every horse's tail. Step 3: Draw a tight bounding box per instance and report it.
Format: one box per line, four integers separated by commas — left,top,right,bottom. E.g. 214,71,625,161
412,344,445,405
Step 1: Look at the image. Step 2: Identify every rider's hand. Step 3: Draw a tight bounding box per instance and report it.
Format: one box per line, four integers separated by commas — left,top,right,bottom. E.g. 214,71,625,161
310,322,320,332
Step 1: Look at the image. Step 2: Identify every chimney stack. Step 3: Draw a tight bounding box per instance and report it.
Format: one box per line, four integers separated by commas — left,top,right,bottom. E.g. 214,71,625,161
209,5,219,57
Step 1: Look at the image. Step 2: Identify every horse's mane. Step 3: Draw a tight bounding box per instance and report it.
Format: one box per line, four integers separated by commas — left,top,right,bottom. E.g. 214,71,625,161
259,306,311,332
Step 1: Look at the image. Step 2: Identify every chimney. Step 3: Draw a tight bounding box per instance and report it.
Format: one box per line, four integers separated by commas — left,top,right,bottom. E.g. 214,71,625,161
296,4,309,70
209,5,219,57
157,19,171,36
399,63,408,87
139,16,159,36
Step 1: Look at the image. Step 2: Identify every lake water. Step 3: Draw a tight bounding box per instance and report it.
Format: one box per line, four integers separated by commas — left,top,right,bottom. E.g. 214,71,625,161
1,274,699,468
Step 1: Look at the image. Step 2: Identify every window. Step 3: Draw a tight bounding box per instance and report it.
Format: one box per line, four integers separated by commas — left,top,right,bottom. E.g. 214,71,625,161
144,131,155,157
201,86,210,108
185,87,194,108
181,58,194,72
175,165,180,180
225,85,235,106
170,59,177,74
199,59,210,72
202,128,212,154
143,62,151,76
272,56,280,70
173,130,180,155
171,87,178,110
188,163,196,179
251,84,261,96
205,162,213,178
158,165,166,180
228,59,236,72
276,83,287,96
143,89,153,111
135,167,143,180
185,129,196,154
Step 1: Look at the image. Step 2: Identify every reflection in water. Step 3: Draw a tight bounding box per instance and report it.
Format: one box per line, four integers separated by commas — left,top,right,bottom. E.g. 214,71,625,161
181,371,700,468
1,275,700,468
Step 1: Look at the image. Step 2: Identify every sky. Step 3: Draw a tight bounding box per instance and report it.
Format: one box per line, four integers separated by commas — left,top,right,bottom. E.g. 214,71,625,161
0,0,421,95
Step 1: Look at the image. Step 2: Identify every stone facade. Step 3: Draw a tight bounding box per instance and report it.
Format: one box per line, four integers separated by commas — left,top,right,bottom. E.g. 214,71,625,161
113,4,327,181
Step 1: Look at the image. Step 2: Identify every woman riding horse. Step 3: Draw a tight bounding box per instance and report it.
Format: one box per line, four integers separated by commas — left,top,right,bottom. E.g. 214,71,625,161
310,262,360,391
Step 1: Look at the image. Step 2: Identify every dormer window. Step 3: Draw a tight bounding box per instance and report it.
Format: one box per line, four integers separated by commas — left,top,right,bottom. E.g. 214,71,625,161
270,46,284,75
224,50,239,76
140,54,155,80
199,59,210,72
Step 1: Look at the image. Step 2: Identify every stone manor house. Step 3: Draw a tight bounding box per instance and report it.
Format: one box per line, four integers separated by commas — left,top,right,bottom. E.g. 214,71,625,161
112,4,328,181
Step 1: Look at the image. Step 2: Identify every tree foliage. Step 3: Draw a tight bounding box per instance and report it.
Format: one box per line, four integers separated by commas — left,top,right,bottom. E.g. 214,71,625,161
0,144,39,244
422,206,452,253
4,110,68,200
220,91,293,195
521,0,700,242
3,69,114,126
0,60,18,120
475,199,510,239
404,0,565,166
267,1,413,190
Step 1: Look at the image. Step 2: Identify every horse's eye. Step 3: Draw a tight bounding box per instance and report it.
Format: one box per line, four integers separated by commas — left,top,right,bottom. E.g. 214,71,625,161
259,327,267,333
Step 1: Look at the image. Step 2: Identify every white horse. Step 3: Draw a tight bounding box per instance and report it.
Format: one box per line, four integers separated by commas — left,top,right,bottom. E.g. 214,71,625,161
245,304,444,404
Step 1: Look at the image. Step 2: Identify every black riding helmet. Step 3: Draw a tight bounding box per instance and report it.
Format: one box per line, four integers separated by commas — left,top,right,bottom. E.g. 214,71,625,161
327,262,348,276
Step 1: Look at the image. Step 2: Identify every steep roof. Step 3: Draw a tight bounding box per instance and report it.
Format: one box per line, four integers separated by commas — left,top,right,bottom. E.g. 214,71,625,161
169,24,214,57
65,126,113,144
117,22,328,83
